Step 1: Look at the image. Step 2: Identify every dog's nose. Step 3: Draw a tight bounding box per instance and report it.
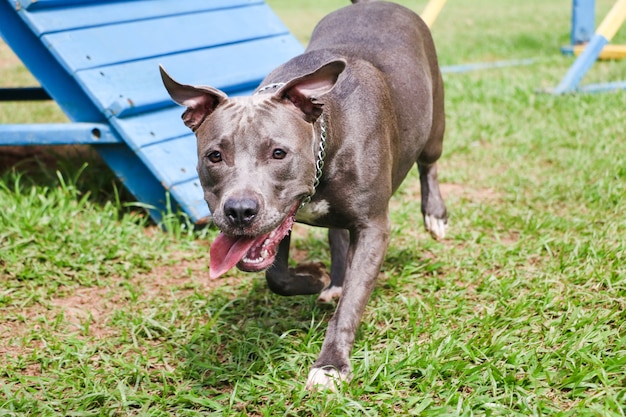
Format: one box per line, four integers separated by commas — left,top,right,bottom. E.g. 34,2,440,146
224,197,259,227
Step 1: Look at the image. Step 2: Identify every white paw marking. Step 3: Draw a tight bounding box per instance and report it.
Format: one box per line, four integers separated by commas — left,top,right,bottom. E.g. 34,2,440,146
305,367,347,392
317,286,342,303
425,214,448,240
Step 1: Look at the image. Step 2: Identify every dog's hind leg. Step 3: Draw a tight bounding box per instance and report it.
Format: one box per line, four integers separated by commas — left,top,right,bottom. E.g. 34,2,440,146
317,228,349,303
416,68,448,240
265,233,330,296
417,162,447,240
417,96,448,240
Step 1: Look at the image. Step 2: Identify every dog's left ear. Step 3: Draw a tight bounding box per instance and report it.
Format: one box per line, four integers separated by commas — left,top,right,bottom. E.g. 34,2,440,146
275,59,346,122
159,65,228,132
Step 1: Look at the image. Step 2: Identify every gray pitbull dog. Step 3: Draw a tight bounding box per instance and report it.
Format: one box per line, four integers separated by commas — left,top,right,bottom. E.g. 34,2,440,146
160,0,447,390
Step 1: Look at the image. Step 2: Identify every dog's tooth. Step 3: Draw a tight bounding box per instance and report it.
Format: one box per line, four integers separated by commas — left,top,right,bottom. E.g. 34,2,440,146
269,230,276,239
243,256,261,264
261,250,268,259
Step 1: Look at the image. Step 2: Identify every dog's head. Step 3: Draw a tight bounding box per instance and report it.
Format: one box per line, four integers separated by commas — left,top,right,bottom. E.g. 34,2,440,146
160,60,345,278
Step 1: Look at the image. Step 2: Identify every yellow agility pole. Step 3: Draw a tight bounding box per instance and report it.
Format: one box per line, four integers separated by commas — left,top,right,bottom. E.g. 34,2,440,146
421,0,447,28
554,0,626,93
573,44,626,59
596,0,626,40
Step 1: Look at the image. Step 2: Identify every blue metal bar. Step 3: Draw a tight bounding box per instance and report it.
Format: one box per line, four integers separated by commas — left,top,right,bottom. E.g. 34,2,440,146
578,80,626,92
553,33,609,93
572,0,596,45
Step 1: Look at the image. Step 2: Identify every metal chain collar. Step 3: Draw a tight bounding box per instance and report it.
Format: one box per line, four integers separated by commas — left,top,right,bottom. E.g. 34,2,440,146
300,114,327,208
255,83,327,208
256,82,286,93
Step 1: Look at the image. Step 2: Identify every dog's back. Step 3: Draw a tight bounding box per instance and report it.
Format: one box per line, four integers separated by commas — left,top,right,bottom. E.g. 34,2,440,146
268,1,444,193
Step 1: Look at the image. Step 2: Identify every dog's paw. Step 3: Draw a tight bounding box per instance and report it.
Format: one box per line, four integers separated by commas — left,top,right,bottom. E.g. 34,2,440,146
317,285,342,303
305,367,350,392
292,262,331,288
424,214,448,240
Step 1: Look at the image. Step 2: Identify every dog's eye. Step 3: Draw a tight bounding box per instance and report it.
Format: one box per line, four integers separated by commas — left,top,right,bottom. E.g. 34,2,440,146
272,149,287,160
206,151,222,163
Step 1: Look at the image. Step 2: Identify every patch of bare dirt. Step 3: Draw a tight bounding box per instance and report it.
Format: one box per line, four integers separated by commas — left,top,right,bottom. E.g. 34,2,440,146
402,179,500,202
440,183,500,202
0,251,247,364
47,286,119,339
138,253,246,298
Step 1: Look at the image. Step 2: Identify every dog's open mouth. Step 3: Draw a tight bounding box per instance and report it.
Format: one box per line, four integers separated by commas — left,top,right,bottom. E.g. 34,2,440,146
209,204,298,279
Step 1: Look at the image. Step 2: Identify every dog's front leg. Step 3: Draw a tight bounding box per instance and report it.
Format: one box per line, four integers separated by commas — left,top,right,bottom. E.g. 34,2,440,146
265,233,330,296
306,218,390,391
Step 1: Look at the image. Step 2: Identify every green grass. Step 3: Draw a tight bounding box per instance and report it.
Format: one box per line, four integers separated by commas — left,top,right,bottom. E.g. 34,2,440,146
2,0,626,415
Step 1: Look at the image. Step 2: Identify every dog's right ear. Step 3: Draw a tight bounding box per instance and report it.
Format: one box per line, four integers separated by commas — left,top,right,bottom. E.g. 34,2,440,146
274,59,346,123
159,65,228,132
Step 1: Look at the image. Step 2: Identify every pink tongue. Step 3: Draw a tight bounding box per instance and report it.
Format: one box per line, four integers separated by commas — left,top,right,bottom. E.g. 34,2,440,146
209,233,257,279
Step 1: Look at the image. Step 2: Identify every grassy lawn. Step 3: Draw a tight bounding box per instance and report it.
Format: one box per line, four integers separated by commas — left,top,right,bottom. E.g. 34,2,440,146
1,0,625,415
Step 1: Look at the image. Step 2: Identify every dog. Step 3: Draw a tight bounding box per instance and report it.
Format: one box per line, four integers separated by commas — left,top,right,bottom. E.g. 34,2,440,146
160,0,447,391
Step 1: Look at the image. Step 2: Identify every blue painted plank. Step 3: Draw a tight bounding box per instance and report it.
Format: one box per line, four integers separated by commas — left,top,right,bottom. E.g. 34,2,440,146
170,178,210,223
75,34,304,117
0,123,120,145
110,107,193,150
17,0,126,12
43,4,290,72
18,0,261,31
96,143,172,224
136,136,199,187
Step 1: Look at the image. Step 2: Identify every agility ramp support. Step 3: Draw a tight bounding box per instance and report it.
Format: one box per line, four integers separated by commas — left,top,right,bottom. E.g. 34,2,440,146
0,0,304,224
553,0,626,93
571,0,596,45
566,0,626,58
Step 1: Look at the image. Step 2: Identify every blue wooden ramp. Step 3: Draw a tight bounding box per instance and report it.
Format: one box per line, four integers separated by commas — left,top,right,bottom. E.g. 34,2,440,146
0,0,304,224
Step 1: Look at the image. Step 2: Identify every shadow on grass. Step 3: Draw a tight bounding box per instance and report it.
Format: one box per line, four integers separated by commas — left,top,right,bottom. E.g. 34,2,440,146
1,144,149,218
179,279,336,389
384,246,446,277
178,246,442,391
